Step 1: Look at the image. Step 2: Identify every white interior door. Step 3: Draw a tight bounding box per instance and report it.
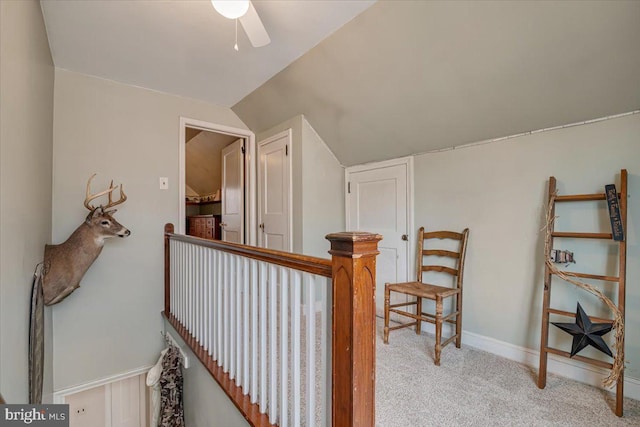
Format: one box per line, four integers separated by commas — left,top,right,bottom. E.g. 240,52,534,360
258,130,292,251
221,139,245,243
346,158,412,317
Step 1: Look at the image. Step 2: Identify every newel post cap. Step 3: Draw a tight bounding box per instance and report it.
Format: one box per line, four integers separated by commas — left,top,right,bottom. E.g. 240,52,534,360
326,231,383,258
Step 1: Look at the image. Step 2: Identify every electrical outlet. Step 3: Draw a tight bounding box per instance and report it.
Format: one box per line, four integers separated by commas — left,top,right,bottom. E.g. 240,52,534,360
159,177,169,190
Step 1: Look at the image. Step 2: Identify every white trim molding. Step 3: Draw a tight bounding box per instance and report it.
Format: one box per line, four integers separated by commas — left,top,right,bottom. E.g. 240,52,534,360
52,365,153,403
179,117,257,245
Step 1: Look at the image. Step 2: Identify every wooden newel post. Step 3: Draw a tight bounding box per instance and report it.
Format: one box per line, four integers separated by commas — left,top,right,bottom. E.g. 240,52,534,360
326,231,382,427
164,223,174,316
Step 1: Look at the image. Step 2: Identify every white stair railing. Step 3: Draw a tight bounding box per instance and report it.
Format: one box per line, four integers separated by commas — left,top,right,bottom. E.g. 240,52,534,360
163,224,381,427
169,237,332,426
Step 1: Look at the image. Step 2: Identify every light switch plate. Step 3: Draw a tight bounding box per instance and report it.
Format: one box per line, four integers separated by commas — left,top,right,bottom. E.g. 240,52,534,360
159,177,169,190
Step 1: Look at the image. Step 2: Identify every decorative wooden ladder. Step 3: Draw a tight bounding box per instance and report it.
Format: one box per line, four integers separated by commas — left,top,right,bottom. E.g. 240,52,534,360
537,169,627,417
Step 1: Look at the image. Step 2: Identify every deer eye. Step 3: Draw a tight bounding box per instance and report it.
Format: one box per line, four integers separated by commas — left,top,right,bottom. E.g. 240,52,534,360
101,220,110,225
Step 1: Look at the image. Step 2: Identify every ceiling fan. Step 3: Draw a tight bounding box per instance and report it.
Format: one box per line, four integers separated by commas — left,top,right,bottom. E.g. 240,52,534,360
211,0,271,49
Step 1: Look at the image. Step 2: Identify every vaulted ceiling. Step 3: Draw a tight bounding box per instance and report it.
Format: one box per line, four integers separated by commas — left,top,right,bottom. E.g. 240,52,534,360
40,0,374,107
41,1,640,166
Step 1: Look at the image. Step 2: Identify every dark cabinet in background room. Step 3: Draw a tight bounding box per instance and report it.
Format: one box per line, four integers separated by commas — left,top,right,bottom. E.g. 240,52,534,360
187,215,221,240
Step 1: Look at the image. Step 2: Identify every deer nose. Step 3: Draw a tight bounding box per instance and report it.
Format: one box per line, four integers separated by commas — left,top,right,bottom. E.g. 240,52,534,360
122,229,131,237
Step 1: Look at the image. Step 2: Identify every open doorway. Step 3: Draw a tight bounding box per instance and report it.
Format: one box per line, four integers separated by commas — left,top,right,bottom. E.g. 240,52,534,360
179,118,256,245
184,128,238,241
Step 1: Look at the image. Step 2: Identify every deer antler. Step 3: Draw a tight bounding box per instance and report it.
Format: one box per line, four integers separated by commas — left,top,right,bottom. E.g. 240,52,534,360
84,174,127,211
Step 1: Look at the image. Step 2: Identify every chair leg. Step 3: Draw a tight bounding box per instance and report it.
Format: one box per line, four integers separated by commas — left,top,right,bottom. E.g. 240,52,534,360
455,293,462,348
383,284,390,344
434,296,443,366
415,297,422,335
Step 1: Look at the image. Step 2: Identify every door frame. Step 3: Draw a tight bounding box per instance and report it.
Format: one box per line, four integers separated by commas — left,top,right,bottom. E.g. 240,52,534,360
179,117,257,245
345,155,415,278
257,129,293,251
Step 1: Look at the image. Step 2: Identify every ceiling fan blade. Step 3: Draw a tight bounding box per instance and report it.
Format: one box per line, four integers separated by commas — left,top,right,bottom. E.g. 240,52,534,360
239,1,270,48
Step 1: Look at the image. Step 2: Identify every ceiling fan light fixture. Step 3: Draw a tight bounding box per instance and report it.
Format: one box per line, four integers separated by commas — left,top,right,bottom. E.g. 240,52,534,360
211,0,250,20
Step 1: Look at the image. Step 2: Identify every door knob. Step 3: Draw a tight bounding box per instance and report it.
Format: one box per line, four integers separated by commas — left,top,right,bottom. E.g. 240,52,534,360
220,222,226,228
259,223,265,231
402,234,408,241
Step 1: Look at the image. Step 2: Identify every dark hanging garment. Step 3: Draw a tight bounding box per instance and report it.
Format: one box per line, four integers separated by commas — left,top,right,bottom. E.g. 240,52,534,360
158,345,185,426
29,265,45,404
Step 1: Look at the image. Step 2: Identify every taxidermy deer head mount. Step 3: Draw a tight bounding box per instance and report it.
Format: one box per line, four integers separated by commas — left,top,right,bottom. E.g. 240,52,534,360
43,174,130,305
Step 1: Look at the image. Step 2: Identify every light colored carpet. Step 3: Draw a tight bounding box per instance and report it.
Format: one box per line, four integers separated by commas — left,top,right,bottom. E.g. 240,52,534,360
375,319,640,426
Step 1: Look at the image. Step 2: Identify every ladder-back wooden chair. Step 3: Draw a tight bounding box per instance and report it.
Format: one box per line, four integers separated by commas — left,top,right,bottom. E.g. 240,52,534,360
383,227,469,365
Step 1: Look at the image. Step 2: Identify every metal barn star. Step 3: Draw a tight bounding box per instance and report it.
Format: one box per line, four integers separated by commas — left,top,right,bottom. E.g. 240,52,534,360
552,302,613,357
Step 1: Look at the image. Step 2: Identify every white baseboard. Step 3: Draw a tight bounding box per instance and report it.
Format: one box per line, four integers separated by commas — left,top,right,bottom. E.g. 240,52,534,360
415,321,639,400
52,365,153,403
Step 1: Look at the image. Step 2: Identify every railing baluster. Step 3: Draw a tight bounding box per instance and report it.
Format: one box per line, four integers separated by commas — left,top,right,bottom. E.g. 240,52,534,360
169,240,175,316
194,245,198,343
279,268,289,427
191,244,197,335
185,245,194,331
243,257,250,394
203,247,209,352
185,244,190,331
173,241,177,318
184,242,188,326
207,248,214,356
191,244,195,333
182,243,187,327
269,264,278,424
321,275,331,426
176,242,181,323
236,255,242,386
216,250,223,362
305,273,316,427
200,247,205,347
196,246,202,343
171,242,179,321
250,259,259,403
223,252,230,373
176,242,181,322
259,262,267,411
230,255,237,380
292,270,302,426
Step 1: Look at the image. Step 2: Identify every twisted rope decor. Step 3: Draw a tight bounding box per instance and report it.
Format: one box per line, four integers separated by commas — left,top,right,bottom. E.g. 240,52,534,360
543,191,624,388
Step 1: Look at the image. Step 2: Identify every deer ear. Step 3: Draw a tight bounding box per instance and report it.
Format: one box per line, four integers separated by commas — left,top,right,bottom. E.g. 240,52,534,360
85,206,103,223
92,206,105,217
104,209,118,215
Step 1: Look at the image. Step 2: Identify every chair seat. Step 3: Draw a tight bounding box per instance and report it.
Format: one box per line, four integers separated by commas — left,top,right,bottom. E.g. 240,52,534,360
387,281,460,299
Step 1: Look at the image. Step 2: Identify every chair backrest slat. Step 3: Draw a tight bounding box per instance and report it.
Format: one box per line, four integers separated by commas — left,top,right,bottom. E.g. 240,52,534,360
422,265,458,276
423,249,459,258
423,231,463,240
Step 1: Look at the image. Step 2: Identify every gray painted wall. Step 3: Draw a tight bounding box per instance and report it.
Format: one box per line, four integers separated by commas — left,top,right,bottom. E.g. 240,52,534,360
301,119,345,258
413,113,640,380
51,70,248,390
0,0,54,403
